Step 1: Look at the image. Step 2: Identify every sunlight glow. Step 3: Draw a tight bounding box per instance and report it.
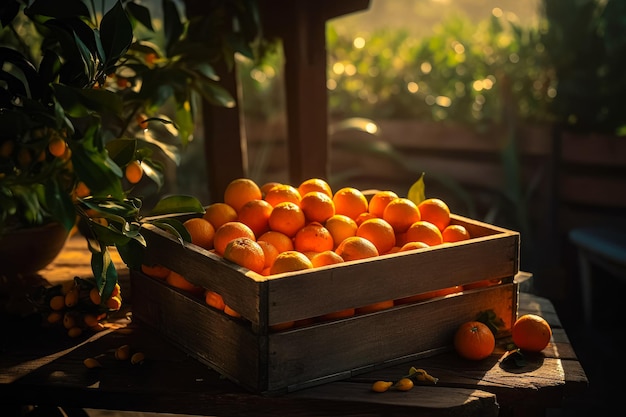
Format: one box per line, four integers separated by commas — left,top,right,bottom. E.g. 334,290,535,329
365,122,378,134
435,96,452,107
420,62,432,74
353,37,366,49
333,62,345,75
407,81,419,93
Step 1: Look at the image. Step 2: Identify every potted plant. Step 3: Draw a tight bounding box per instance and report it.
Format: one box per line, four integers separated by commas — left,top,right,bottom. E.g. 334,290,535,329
0,0,262,302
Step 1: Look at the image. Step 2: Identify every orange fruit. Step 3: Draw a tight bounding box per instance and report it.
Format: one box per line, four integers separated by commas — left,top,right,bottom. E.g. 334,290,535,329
269,250,314,275
453,321,495,361
398,241,430,252
258,230,294,254
310,250,345,267
237,199,273,237
203,202,238,230
333,187,368,220
382,197,421,233
166,270,202,294
125,160,143,183
355,211,377,226
48,137,67,157
356,218,396,255
355,300,394,314
335,236,379,262
512,314,552,352
74,181,91,198
264,183,302,207
260,181,282,197
257,240,279,269
405,220,443,246
213,221,256,256
140,263,170,279
418,198,450,231
298,178,333,198
268,201,306,237
442,224,471,243
325,214,357,248
368,190,399,218
205,290,225,311
300,191,335,223
183,218,215,250
224,178,262,212
224,304,242,318
395,285,462,305
270,321,295,332
223,237,265,274
294,222,334,253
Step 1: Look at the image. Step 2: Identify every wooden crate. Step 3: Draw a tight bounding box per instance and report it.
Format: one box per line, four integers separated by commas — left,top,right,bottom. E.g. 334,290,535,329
130,214,520,394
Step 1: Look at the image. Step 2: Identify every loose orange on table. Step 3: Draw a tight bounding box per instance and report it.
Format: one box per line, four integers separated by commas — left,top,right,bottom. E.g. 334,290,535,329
453,320,495,361
512,314,552,352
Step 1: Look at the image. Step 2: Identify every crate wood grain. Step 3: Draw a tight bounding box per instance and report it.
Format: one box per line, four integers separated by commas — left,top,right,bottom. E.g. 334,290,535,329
131,214,520,393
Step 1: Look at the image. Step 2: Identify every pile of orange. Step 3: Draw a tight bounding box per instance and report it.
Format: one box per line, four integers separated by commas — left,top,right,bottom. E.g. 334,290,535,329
141,177,474,325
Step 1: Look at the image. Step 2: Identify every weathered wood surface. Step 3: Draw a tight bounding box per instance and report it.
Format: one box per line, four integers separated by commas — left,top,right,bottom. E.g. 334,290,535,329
0,239,587,417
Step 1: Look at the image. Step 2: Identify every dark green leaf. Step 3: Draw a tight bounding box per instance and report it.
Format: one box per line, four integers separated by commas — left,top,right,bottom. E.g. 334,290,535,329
100,1,133,67
147,195,205,217
163,0,184,54
149,217,192,243
26,0,90,19
194,79,235,108
501,349,527,368
126,2,154,31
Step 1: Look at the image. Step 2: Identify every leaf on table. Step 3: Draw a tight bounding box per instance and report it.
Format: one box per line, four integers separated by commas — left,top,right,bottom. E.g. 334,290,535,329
501,348,527,368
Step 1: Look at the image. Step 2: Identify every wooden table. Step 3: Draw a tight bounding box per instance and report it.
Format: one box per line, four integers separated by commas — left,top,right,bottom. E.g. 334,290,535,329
0,237,588,417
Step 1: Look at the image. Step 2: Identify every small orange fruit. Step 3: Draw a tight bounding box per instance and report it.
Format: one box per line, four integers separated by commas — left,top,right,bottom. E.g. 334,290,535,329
300,191,335,223
294,222,334,253
298,178,333,198
223,304,242,318
237,199,273,237
442,224,471,243
512,314,552,352
368,190,399,218
395,285,462,305
356,218,396,255
141,264,170,279
333,187,368,220
125,160,143,184
183,217,215,250
405,220,443,246
319,308,355,321
224,178,262,212
325,214,358,248
310,250,345,267
223,237,265,274
335,236,379,262
355,211,377,226
453,320,495,361
264,183,302,207
166,270,202,294
260,181,282,197
418,198,451,231
398,241,430,252
48,137,67,157
268,201,306,237
383,198,421,233
258,230,294,254
269,250,314,275
74,181,91,198
203,202,238,230
257,240,279,270
205,290,225,310
213,221,256,256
